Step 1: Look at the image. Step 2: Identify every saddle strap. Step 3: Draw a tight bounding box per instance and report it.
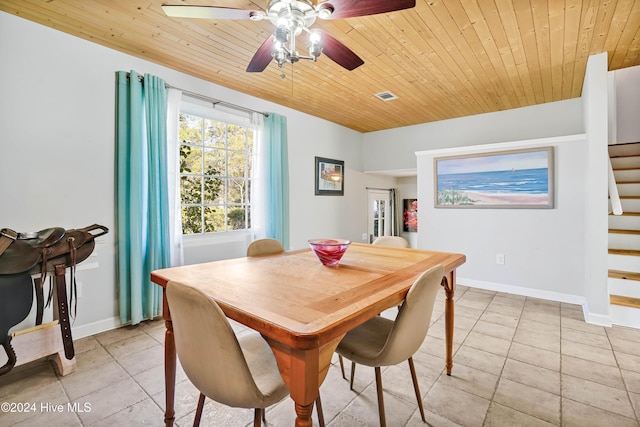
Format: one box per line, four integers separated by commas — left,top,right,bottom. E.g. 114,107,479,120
0,229,17,257
54,264,74,360
34,277,44,326
68,237,78,320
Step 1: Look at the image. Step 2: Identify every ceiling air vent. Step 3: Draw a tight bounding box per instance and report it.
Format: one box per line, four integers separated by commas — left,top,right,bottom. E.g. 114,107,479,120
374,91,398,102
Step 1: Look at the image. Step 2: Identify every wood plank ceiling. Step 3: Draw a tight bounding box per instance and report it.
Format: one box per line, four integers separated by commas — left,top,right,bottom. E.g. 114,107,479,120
2,0,639,133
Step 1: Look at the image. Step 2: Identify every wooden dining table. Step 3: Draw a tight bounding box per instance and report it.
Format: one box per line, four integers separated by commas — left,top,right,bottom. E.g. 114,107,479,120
151,243,466,427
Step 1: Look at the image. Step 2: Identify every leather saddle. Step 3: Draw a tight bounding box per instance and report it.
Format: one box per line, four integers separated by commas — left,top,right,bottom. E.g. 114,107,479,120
0,224,108,376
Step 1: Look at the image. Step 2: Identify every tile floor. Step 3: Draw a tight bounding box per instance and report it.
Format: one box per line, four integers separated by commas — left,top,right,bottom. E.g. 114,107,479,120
2,285,640,426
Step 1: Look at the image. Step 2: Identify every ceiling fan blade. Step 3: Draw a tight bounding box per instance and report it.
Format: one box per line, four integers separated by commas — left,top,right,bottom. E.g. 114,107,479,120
246,35,275,72
319,31,364,71
161,5,256,20
319,0,416,19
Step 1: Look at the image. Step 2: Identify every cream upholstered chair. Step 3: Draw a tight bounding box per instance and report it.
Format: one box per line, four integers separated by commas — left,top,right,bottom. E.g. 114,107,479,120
166,281,289,427
372,235,410,248
245,238,326,426
336,264,444,427
337,234,411,378
246,238,285,257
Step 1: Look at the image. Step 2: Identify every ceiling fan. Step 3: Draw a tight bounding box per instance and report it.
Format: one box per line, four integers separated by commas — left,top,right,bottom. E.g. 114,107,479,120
162,0,416,72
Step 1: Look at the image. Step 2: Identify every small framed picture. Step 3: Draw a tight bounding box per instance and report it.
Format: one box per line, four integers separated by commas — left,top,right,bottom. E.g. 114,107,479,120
315,156,344,196
403,199,418,232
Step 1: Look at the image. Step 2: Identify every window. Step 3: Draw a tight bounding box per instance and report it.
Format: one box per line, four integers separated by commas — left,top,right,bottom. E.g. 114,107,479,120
179,105,255,235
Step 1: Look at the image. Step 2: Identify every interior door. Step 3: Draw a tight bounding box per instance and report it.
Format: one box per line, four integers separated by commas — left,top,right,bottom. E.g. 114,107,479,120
367,190,391,244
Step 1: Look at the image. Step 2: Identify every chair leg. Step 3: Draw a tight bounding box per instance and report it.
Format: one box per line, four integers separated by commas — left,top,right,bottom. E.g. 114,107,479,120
408,357,426,423
338,354,346,380
253,408,262,427
349,361,356,390
374,366,386,427
316,395,326,427
193,393,206,427
262,407,266,423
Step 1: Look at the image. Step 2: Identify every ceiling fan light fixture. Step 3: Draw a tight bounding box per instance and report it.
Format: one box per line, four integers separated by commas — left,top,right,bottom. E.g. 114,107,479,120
317,5,334,19
309,29,322,44
308,43,322,59
249,11,264,21
275,28,290,44
162,0,416,73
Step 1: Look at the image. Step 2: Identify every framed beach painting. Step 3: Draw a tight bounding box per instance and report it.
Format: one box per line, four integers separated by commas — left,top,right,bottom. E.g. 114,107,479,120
315,156,344,196
434,147,554,208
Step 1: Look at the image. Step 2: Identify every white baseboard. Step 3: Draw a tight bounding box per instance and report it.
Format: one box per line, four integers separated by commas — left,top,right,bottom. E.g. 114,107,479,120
71,316,124,339
609,304,640,329
458,277,586,304
582,306,613,327
457,277,612,327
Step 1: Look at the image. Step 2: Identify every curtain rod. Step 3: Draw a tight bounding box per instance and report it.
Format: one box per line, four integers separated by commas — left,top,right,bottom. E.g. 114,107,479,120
366,187,395,191
125,73,268,117
166,85,269,118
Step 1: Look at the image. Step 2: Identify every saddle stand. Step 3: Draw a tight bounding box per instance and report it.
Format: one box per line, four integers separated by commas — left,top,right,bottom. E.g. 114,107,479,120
0,224,108,376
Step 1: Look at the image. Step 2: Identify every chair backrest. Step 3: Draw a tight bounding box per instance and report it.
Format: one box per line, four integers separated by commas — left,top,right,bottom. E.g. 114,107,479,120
372,236,410,248
375,264,444,366
247,238,285,257
166,281,271,408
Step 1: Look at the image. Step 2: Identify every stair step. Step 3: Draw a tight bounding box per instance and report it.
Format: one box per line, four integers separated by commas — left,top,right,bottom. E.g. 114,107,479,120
617,183,640,196
609,228,640,235
610,153,640,159
609,211,640,216
609,249,640,256
609,304,640,328
613,171,640,182
609,212,640,230
610,295,640,309
609,270,640,281
608,251,640,271
609,142,640,158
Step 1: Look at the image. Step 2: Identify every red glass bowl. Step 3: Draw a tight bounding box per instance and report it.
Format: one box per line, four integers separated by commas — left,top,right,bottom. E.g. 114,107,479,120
308,239,351,266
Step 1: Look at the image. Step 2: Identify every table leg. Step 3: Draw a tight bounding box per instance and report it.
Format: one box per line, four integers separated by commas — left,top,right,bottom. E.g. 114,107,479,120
162,290,176,427
442,270,456,375
265,336,341,427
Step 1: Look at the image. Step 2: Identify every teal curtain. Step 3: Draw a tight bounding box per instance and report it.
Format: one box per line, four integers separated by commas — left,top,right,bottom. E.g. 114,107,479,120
116,70,170,325
263,114,290,249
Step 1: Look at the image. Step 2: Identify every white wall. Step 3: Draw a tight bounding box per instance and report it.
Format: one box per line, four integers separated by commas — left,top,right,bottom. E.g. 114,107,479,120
0,12,384,335
363,99,584,172
611,65,640,144
416,135,587,303
582,53,610,323
285,119,394,249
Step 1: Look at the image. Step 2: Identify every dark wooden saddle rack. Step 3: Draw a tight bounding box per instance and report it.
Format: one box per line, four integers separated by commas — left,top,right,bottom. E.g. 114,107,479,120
0,224,108,376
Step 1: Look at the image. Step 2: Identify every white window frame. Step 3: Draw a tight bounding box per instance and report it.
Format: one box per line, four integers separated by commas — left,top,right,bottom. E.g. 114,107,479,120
178,100,257,244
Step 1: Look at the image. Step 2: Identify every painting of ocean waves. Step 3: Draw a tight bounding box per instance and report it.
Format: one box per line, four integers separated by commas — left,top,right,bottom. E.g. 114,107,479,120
435,147,553,208
438,168,548,194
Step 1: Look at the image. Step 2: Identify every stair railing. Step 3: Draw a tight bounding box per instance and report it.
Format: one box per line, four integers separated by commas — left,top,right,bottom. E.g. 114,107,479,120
608,156,623,215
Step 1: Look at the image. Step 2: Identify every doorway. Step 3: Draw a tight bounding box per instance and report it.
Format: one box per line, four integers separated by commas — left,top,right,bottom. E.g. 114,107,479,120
367,189,392,244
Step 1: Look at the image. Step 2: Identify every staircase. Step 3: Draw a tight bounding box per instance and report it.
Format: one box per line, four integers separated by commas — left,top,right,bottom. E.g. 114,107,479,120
608,142,640,328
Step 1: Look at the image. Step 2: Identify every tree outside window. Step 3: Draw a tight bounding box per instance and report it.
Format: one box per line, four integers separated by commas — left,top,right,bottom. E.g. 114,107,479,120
179,113,254,234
